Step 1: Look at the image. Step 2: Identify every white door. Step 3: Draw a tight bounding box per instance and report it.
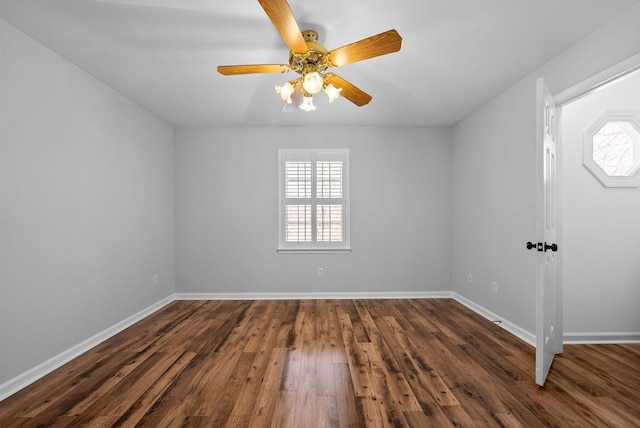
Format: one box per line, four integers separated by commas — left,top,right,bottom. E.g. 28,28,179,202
535,78,562,386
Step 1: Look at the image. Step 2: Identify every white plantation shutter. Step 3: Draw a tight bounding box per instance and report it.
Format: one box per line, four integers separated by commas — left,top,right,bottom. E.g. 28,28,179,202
284,160,312,242
278,149,350,252
316,160,344,242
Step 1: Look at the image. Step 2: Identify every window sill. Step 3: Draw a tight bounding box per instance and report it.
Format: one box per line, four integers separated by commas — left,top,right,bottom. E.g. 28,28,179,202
277,248,352,254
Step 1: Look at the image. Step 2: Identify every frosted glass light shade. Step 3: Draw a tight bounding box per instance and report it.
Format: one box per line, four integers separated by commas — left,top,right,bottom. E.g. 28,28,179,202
302,72,323,94
299,95,316,111
275,82,295,103
324,84,342,103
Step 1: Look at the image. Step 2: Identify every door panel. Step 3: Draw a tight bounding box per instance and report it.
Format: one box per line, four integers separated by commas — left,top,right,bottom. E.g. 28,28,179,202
535,78,562,386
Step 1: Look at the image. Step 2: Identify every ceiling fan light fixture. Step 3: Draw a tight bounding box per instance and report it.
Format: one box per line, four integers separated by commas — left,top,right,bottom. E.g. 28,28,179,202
275,81,296,103
218,0,403,112
302,71,324,95
324,83,342,103
299,93,316,112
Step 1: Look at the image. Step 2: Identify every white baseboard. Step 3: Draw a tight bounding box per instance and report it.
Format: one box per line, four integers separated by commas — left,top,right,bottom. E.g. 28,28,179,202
0,295,175,403
564,332,640,344
173,291,454,300
451,293,536,347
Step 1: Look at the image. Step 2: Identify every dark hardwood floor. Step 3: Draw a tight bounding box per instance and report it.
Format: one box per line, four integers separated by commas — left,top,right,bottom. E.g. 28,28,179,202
0,299,638,427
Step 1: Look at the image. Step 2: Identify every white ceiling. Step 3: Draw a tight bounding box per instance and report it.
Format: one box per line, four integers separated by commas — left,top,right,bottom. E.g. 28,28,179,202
1,0,638,127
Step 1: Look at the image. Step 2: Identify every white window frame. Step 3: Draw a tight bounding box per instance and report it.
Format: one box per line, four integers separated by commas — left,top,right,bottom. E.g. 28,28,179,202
277,148,351,253
583,111,640,188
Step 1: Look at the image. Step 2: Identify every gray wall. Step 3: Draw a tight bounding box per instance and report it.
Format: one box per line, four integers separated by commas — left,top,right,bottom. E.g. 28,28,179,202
174,126,452,294
451,4,640,335
451,81,538,332
562,71,640,335
0,20,175,385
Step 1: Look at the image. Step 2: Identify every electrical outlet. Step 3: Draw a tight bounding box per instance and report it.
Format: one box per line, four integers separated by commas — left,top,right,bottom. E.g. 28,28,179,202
317,267,324,277
491,281,498,294
153,275,159,286
467,273,473,284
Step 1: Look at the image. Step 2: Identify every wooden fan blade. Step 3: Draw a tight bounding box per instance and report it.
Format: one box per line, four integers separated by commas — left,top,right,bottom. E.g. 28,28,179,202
328,29,402,67
324,74,372,107
258,0,308,54
217,64,290,75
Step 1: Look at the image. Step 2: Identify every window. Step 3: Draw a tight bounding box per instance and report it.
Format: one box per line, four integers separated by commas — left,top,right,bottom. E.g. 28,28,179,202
584,112,640,187
278,149,350,252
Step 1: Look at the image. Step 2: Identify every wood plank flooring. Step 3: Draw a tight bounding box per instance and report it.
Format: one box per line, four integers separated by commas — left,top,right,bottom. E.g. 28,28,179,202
0,299,639,427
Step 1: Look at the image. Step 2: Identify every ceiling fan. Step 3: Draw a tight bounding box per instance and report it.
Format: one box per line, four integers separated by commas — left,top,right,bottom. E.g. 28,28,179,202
217,0,402,111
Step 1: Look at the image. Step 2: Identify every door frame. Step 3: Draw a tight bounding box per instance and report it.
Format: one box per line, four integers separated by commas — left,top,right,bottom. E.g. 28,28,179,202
535,51,640,385
554,53,640,105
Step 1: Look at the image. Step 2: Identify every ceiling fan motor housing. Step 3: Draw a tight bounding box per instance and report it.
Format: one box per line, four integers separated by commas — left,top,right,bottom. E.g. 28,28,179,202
289,30,330,74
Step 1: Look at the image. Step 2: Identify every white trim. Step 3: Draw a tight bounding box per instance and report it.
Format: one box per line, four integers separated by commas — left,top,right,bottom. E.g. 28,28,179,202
276,248,352,254
555,52,640,106
452,293,537,347
174,291,453,301
0,295,174,403
564,332,640,344
556,104,565,354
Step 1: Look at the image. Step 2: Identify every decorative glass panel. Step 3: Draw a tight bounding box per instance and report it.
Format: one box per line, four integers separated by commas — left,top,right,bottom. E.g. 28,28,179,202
592,121,635,177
